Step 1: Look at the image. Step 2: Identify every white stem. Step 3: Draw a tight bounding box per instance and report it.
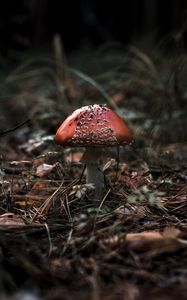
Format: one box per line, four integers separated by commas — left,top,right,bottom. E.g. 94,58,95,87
81,147,105,188
86,163,104,188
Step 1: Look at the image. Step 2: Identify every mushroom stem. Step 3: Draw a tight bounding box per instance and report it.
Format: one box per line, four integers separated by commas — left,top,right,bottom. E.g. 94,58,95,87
86,163,104,187
81,147,105,189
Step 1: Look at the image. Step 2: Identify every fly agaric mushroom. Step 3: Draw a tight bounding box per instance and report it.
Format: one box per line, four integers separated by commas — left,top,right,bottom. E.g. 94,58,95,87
55,104,132,189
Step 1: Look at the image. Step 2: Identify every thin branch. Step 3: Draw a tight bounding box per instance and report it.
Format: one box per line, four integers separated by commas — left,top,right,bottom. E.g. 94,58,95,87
0,119,30,137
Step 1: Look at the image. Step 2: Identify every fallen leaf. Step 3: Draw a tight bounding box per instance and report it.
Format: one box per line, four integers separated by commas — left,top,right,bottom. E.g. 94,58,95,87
0,213,25,226
27,179,52,207
15,179,53,207
162,227,181,239
36,163,55,177
125,228,183,254
119,170,151,190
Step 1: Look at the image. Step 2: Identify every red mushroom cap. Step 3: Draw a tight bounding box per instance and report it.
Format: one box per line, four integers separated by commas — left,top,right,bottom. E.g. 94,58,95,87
55,104,132,147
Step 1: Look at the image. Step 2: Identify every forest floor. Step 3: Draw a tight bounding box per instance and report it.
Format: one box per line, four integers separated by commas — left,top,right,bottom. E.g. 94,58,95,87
0,43,186,300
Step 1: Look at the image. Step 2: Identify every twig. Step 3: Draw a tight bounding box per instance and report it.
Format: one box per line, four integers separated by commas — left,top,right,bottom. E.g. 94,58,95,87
44,222,53,257
63,194,73,224
0,119,30,137
93,188,111,231
32,178,79,219
78,164,86,184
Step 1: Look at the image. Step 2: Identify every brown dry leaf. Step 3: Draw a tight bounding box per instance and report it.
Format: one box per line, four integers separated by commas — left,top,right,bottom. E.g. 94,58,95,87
0,213,25,226
162,227,181,239
120,175,137,189
120,172,151,190
131,171,151,188
126,231,163,252
125,228,183,254
26,179,51,207
16,179,51,207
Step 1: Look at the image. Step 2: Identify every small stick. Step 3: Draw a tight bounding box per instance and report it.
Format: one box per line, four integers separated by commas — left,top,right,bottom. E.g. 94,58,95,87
0,119,30,137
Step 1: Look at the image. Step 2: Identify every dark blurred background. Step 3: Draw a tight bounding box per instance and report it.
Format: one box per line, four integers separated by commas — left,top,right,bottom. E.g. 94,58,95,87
0,0,187,56
0,0,186,159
